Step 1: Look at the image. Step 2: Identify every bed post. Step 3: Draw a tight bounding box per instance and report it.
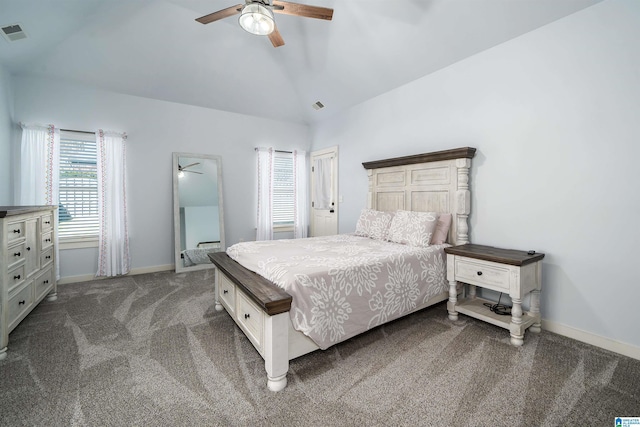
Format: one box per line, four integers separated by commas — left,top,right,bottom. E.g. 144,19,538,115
455,158,471,245
214,268,224,312
264,312,289,392
366,169,374,209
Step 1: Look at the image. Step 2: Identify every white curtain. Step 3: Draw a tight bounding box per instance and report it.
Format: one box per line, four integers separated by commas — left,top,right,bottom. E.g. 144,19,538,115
293,149,308,239
256,147,274,241
19,123,60,280
19,124,60,206
96,130,130,277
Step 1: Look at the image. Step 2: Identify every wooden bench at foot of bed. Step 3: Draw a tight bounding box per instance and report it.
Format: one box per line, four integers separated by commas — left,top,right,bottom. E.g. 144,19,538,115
208,251,296,392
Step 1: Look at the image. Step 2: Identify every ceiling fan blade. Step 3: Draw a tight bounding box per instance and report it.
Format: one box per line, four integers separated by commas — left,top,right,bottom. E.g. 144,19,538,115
269,26,285,48
181,162,201,170
272,1,333,20
195,4,243,24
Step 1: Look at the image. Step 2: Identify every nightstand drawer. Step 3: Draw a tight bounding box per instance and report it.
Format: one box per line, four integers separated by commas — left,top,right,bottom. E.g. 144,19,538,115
455,258,510,291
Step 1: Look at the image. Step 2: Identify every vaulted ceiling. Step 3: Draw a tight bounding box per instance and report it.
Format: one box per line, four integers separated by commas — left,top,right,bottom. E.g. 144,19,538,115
0,0,602,124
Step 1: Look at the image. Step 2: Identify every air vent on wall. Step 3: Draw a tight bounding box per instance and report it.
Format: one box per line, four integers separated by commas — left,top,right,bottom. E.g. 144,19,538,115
1,24,27,42
312,101,325,110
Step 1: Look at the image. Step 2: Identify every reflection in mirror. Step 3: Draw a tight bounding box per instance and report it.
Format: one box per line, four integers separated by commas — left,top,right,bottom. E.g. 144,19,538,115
173,152,225,272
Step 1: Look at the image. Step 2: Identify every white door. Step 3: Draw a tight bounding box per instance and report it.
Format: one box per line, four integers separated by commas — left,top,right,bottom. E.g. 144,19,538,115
310,146,338,237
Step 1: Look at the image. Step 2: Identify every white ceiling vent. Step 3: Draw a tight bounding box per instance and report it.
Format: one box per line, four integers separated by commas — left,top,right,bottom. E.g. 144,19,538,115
312,101,325,111
2,24,27,42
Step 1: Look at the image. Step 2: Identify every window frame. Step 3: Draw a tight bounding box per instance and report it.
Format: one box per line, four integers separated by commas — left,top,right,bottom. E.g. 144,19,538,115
272,151,295,232
58,130,100,249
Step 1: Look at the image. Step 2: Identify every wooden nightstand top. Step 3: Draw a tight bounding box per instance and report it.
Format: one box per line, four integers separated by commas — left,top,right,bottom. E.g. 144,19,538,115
444,243,545,266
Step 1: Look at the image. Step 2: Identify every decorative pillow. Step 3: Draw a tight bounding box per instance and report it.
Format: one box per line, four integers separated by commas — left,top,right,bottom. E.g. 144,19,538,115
387,210,438,247
431,213,452,245
354,209,394,240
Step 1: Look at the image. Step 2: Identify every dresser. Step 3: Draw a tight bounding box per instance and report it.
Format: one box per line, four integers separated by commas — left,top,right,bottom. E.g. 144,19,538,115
445,244,545,346
1,206,57,360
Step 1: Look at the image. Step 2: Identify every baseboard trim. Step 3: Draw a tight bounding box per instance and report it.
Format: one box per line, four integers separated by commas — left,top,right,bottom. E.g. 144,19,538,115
58,264,175,285
542,319,640,361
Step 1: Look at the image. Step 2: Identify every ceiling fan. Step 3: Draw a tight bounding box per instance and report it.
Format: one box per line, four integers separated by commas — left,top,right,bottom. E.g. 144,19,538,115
178,162,203,175
195,0,334,47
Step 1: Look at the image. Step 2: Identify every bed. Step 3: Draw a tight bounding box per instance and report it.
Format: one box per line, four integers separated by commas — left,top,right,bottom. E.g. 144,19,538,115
208,147,476,391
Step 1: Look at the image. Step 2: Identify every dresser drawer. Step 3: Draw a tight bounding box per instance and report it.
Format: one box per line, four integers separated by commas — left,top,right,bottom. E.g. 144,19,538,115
41,247,54,268
7,241,26,270
236,290,264,354
455,258,510,292
7,220,26,244
34,267,54,301
7,264,26,294
8,282,34,332
41,231,53,250
218,273,236,315
41,213,53,232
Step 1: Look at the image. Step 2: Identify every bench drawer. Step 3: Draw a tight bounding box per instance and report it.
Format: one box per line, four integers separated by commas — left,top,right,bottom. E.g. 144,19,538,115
236,290,264,355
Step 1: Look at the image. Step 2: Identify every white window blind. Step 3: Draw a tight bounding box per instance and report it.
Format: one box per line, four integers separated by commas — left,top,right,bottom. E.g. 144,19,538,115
273,153,294,226
58,132,99,239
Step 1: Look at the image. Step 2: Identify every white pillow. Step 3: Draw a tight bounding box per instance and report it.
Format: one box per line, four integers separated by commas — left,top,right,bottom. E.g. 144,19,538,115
387,210,438,247
354,209,395,240
431,213,452,245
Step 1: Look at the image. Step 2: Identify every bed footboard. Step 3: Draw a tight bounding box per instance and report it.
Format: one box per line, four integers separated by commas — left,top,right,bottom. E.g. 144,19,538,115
208,252,293,391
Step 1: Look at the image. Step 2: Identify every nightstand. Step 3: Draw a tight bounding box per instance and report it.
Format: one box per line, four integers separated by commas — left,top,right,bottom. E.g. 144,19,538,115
444,244,545,346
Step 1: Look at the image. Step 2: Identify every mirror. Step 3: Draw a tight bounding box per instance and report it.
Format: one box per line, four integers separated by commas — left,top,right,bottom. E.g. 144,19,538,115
173,152,225,272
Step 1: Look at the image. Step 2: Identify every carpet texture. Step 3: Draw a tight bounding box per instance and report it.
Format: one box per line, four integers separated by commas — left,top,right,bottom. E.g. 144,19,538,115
0,270,638,426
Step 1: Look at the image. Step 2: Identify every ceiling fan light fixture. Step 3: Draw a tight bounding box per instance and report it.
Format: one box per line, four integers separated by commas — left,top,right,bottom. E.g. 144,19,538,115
238,3,275,36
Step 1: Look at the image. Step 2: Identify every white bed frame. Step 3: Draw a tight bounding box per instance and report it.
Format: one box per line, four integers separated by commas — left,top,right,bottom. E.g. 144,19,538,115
210,147,476,391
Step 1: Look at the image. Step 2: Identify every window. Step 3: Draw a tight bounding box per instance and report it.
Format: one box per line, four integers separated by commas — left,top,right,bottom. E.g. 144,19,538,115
272,152,294,228
58,131,99,244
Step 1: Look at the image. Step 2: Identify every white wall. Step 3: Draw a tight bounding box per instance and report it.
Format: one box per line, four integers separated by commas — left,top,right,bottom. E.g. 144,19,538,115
0,65,13,205
311,0,640,351
12,76,309,278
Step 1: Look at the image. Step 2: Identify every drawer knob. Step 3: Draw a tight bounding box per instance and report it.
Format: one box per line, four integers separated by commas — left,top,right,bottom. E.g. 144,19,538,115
244,313,250,319
223,289,229,294
45,221,51,224
19,300,26,305
14,274,21,280
43,280,49,284
45,238,51,242
13,229,21,233
477,271,483,276
46,256,51,259
27,247,31,251
14,252,21,257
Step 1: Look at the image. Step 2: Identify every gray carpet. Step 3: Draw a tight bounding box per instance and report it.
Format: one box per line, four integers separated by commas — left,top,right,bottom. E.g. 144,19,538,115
1,270,638,426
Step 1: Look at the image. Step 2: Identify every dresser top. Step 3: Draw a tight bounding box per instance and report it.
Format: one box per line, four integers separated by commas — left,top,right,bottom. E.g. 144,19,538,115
444,243,545,266
0,206,56,218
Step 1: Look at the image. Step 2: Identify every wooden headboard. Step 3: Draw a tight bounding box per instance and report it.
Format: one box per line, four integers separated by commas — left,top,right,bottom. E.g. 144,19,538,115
362,147,476,246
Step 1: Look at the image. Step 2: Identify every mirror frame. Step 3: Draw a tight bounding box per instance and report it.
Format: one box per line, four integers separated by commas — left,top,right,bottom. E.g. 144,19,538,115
172,152,225,273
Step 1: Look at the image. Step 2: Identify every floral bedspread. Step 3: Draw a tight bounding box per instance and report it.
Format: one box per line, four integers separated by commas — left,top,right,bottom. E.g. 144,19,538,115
226,234,449,350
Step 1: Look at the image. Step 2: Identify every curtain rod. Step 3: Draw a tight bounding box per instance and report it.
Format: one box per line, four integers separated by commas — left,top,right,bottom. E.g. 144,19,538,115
61,128,95,135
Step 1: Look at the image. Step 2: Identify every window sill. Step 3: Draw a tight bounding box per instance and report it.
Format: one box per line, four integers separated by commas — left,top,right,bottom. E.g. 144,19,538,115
60,237,99,250
273,225,294,233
